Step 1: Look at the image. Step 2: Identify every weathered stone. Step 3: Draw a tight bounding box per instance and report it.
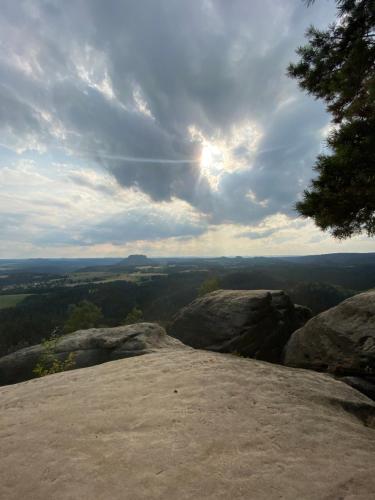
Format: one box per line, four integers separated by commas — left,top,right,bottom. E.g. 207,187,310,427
0,323,186,386
284,290,375,376
0,350,374,500
340,376,375,401
168,289,310,362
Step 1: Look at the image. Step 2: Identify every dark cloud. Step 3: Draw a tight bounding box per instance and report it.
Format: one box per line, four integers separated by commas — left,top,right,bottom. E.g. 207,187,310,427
0,0,336,242
0,83,48,151
242,96,329,210
239,228,279,240
80,208,207,245
33,207,208,247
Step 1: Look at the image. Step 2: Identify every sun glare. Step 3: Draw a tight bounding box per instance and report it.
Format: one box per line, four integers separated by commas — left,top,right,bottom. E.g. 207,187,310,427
200,144,214,170
190,121,262,191
199,142,222,189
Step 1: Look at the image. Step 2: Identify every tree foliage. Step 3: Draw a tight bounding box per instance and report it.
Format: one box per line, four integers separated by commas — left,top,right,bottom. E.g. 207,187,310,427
198,276,221,296
123,306,143,324
33,332,76,378
1,261,374,356
288,0,375,238
64,300,103,333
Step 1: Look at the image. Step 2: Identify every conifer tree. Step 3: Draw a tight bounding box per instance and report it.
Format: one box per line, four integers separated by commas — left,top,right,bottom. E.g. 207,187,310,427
288,0,375,238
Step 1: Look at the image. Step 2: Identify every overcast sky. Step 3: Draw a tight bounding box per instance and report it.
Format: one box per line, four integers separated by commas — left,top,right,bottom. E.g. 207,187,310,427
0,0,374,258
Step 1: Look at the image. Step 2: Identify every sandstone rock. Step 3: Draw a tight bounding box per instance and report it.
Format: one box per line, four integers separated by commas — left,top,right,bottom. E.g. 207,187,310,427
168,289,310,361
0,323,186,386
340,376,375,401
0,350,374,500
284,290,375,375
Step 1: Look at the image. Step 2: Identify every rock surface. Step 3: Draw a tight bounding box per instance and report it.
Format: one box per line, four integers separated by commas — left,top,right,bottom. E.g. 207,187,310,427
284,290,375,376
168,289,310,361
1,349,375,500
0,323,185,386
340,376,375,401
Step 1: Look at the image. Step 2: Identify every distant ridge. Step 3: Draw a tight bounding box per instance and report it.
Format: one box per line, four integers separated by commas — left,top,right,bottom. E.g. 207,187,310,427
279,252,375,266
118,254,151,266
1,253,375,275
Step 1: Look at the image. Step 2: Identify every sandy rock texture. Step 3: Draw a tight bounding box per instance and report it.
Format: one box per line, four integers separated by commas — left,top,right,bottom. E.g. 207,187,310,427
168,289,310,361
1,349,375,500
0,323,184,386
284,290,375,375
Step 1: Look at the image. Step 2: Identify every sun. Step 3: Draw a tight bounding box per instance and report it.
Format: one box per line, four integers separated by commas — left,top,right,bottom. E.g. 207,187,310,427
200,143,214,170
198,141,223,189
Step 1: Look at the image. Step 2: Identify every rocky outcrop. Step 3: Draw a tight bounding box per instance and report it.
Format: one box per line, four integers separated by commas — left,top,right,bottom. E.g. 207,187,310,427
0,323,186,386
284,290,375,376
340,376,375,401
168,289,311,362
1,349,375,500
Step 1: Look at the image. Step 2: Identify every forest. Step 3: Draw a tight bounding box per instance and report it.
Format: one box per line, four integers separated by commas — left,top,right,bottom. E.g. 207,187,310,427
1,253,374,356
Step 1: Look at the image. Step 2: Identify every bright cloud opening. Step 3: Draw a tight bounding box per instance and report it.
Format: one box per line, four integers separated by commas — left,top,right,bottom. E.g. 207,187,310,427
192,121,263,189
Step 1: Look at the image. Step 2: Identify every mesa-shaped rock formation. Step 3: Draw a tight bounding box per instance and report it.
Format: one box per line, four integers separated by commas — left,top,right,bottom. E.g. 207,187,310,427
1,349,374,500
168,289,310,361
0,323,186,386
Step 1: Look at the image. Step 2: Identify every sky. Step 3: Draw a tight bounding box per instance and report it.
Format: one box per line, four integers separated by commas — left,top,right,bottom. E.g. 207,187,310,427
0,0,374,258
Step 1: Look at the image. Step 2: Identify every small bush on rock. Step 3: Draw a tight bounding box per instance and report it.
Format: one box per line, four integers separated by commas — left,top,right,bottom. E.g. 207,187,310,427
198,277,220,297
33,333,76,378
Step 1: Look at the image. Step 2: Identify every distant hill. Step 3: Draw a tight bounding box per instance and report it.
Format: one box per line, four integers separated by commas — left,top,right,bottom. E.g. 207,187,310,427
0,258,123,274
2,253,375,276
279,253,375,267
1,251,375,356
118,255,152,266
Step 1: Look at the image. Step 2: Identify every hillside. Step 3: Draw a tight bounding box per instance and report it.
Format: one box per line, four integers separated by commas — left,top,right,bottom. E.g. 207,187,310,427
1,253,374,357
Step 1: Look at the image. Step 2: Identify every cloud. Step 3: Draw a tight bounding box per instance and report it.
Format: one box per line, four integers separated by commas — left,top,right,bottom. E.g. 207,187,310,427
238,214,309,240
240,228,279,240
67,171,117,197
31,203,208,247
4,0,370,257
79,207,208,245
0,1,333,190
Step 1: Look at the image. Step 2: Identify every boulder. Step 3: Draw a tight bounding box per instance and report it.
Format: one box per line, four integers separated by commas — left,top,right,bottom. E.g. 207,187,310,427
339,376,375,401
0,349,374,500
284,290,375,376
0,323,186,386
168,289,311,362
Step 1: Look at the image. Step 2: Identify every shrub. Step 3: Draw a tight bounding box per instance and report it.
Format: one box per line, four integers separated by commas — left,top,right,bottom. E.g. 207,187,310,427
124,306,143,325
32,333,76,378
64,300,102,333
198,277,220,297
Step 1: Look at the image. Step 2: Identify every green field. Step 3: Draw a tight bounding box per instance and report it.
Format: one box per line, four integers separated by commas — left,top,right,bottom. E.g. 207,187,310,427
0,294,33,310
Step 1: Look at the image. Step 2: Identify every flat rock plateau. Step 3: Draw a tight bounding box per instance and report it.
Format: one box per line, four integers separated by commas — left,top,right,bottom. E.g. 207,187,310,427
1,348,375,500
